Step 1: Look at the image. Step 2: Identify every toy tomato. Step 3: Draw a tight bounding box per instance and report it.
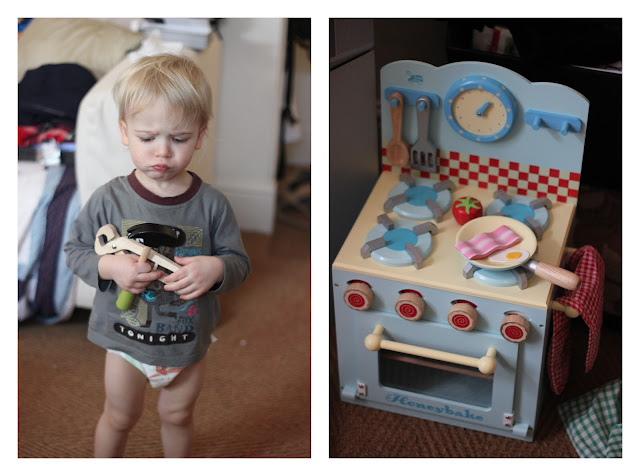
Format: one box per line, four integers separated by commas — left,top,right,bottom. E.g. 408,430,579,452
452,196,483,225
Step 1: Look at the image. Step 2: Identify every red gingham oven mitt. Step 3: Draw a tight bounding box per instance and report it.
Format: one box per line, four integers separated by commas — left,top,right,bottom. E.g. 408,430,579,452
547,245,605,395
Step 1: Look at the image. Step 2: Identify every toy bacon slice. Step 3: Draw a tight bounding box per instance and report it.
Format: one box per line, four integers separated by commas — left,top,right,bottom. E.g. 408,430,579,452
455,225,522,260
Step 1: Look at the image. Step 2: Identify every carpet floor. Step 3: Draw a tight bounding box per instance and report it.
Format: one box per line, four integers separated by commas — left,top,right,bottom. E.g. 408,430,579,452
18,222,310,458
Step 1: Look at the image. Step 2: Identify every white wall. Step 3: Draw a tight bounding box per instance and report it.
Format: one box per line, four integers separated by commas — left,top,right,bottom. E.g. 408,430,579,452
284,43,311,167
97,18,287,235
213,19,287,235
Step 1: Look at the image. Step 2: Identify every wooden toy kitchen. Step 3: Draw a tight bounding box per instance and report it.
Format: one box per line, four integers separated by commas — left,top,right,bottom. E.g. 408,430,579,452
331,60,591,442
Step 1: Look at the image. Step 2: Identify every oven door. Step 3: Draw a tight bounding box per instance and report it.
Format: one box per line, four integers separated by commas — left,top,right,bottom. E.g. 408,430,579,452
350,312,520,434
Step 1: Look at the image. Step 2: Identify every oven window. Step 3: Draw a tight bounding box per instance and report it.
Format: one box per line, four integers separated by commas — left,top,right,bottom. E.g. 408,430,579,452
379,350,493,408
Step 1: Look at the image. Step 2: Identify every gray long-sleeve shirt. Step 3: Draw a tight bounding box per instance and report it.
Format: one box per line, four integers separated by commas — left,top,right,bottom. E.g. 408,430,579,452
64,171,250,367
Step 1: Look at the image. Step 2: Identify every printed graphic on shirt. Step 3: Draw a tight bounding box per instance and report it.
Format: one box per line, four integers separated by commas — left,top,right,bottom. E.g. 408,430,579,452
117,220,204,346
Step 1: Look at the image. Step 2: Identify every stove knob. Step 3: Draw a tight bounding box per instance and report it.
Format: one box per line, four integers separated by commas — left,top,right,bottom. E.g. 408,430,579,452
395,292,425,321
447,302,477,331
500,314,531,343
344,282,373,311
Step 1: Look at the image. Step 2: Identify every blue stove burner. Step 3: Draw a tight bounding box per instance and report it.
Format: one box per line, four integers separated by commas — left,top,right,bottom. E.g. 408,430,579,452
471,267,534,288
383,228,418,251
387,177,454,221
405,185,438,207
485,195,550,235
364,219,434,267
501,202,535,223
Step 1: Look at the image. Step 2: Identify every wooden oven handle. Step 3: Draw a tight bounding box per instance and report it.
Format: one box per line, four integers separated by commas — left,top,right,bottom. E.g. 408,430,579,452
364,325,497,375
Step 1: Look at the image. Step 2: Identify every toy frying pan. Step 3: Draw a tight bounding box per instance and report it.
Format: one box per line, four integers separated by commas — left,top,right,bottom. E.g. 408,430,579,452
456,216,581,291
115,223,186,310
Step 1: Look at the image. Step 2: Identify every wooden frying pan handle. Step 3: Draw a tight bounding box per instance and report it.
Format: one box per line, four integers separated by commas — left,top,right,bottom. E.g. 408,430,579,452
531,261,581,291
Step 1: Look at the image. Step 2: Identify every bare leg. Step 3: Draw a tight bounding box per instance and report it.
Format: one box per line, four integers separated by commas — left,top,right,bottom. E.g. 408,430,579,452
156,357,206,457
94,352,148,457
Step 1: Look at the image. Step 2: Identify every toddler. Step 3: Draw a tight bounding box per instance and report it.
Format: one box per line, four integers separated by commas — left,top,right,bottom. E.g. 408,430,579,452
64,54,250,457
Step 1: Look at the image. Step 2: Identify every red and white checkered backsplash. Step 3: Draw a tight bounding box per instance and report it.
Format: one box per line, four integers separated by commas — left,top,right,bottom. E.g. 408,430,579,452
381,148,581,204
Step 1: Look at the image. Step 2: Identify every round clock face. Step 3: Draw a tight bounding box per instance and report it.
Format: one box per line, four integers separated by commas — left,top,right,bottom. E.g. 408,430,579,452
444,76,517,142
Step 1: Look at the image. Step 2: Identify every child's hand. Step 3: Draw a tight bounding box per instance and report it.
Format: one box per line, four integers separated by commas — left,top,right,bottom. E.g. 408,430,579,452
162,255,224,301
98,253,165,294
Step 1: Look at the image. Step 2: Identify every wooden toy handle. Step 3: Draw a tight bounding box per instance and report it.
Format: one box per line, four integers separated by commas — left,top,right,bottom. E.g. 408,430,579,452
95,232,181,275
551,301,580,318
529,261,581,291
415,96,431,140
116,246,151,311
389,92,404,141
364,325,497,375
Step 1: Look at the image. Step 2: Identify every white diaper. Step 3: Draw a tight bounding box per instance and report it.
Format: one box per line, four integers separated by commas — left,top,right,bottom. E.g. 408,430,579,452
108,350,184,388
107,334,216,388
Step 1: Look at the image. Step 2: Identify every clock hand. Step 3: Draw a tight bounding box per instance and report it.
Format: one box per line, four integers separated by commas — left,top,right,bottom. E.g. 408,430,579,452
476,101,490,117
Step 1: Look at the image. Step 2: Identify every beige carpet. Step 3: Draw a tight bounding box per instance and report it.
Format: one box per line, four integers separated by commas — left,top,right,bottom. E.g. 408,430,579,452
18,222,310,458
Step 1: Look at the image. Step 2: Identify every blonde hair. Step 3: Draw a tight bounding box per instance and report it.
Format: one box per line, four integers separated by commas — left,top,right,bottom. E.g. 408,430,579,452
113,53,212,129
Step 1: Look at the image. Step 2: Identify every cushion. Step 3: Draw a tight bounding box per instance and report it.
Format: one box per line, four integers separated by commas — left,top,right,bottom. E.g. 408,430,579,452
18,18,143,82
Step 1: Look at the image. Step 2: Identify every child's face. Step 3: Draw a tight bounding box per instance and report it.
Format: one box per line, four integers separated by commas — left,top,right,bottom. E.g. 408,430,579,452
119,99,206,185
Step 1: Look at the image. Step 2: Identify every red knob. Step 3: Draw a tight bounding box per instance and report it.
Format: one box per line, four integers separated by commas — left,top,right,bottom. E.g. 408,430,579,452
448,302,477,331
500,314,531,343
395,292,425,321
343,282,373,311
